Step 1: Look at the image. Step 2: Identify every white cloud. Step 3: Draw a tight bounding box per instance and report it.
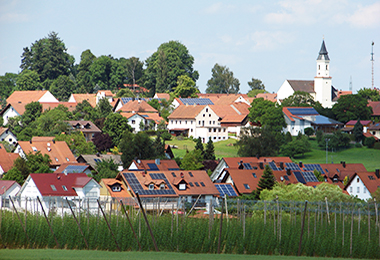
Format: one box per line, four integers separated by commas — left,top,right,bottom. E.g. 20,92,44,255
346,3,380,28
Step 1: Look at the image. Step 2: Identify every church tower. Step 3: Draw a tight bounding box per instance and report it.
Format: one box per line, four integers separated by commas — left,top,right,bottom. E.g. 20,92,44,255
314,39,333,108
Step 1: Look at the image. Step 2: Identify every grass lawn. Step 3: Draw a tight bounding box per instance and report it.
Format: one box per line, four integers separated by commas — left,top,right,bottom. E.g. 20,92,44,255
0,249,372,260
165,137,380,171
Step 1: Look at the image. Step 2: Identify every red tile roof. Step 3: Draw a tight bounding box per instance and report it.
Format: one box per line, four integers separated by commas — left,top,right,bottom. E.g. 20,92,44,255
0,145,20,173
28,173,93,196
345,120,372,127
0,180,20,195
369,101,380,116
131,159,179,171
255,93,277,102
6,90,53,104
41,102,77,112
344,172,380,194
118,100,157,113
18,139,76,167
70,94,97,107
100,178,132,198
287,80,315,93
168,105,205,119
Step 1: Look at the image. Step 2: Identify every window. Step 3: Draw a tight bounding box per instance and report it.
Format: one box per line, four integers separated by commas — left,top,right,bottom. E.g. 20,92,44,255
160,183,165,190
188,172,193,177
62,185,68,191
357,187,360,193
203,114,205,117
112,186,121,192
318,65,320,70
132,120,135,124
206,108,208,112
223,128,226,132
32,146,37,152
171,120,173,124
209,114,211,117
191,121,193,124
213,121,215,125
200,182,205,187
209,121,211,124
179,121,181,124
185,120,187,124
179,183,186,190
326,65,328,70
218,128,221,132
357,177,359,183
175,120,178,124
194,182,199,187
252,173,257,178
350,187,353,193
149,184,154,190
213,137,216,140
171,172,177,177
244,184,250,189
364,187,367,194
191,129,193,132
189,182,194,187
213,128,216,132
55,158,59,162
209,128,211,132
51,185,57,191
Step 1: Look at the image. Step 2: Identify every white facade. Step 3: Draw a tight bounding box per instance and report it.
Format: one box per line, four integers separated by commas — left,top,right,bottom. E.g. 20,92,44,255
127,114,146,133
0,129,17,145
346,175,372,201
284,116,312,136
2,105,21,126
96,91,113,105
38,91,59,103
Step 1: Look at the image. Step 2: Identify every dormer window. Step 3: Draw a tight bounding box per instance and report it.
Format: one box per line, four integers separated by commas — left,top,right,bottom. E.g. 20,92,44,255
51,185,57,191
32,147,37,152
179,183,186,190
159,183,165,190
112,185,121,192
149,184,155,190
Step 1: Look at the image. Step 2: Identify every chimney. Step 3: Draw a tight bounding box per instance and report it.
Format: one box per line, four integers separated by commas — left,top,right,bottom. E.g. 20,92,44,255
155,158,160,165
375,169,380,179
341,161,346,168
29,140,32,144
264,158,266,162
64,169,67,175
259,162,264,169
286,169,291,176
238,161,244,169
280,162,284,169
53,139,55,144
256,154,260,159
57,174,61,180
299,161,303,168
180,172,184,178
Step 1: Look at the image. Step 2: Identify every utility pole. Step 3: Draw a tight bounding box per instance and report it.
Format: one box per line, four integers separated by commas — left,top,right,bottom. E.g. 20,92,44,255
325,138,330,164
371,42,375,89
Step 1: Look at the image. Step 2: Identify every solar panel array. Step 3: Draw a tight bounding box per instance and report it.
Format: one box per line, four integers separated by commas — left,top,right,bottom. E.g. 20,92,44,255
215,184,238,197
269,161,281,171
302,171,319,182
287,108,319,115
179,98,214,106
303,164,325,174
285,163,301,171
147,163,159,171
243,163,252,170
293,171,306,184
64,165,88,173
123,172,176,195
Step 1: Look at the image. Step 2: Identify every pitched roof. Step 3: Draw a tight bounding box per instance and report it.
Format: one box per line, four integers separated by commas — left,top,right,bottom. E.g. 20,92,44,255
320,163,367,181
176,98,214,106
66,120,101,133
41,102,77,112
6,90,54,104
28,173,93,196
345,120,372,127
368,101,380,116
227,169,264,194
337,90,352,98
209,103,249,124
70,94,97,107
255,93,277,102
131,159,179,171
0,127,13,137
155,93,171,100
317,40,330,61
54,163,94,174
77,154,122,169
0,145,19,173
363,132,379,140
97,90,114,96
222,157,293,169
140,113,165,124
0,180,20,195
168,105,205,119
344,172,380,194
368,122,380,131
283,107,343,126
17,139,76,167
168,170,219,196
287,80,315,93
118,100,157,113
100,178,132,198
212,95,245,105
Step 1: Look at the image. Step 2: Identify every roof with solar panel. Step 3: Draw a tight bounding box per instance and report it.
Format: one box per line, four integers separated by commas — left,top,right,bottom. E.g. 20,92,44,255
214,183,238,197
55,163,94,174
178,98,214,106
128,159,180,172
283,107,343,126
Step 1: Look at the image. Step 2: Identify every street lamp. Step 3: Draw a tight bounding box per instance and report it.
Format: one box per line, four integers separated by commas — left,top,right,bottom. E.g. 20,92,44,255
325,138,330,164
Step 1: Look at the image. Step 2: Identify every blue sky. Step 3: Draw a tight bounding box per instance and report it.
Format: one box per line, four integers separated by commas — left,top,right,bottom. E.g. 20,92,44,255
1,0,379,94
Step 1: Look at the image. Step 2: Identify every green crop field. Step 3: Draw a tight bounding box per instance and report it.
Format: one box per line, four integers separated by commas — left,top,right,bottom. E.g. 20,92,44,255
0,249,373,260
166,137,380,171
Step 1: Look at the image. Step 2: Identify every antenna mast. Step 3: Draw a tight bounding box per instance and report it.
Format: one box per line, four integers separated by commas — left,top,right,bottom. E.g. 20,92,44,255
349,76,352,92
371,42,374,89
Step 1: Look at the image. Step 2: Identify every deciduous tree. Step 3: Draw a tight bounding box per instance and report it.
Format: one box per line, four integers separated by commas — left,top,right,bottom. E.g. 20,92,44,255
206,63,240,94
332,94,372,123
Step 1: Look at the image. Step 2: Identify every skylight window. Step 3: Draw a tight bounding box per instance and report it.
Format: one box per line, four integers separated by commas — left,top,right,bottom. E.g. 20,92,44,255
32,147,37,152
62,185,68,191
243,184,250,189
51,185,57,191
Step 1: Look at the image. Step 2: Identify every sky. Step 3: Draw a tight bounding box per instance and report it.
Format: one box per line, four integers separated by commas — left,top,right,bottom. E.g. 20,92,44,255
0,0,379,94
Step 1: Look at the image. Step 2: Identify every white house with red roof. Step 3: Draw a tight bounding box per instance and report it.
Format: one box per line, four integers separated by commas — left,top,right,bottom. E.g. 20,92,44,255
0,180,21,198
344,171,380,200
17,173,100,213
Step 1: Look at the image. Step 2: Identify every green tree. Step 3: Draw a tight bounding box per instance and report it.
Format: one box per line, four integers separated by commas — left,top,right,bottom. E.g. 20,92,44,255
144,41,199,94
49,75,75,101
115,88,135,98
0,73,18,100
253,165,275,199
313,169,324,182
35,105,71,134
180,149,204,170
304,127,314,137
21,101,42,126
204,138,216,160
173,75,199,98
249,98,286,132
103,113,132,146
55,132,96,156
92,158,119,182
353,120,364,143
237,126,281,157
332,94,372,123
15,69,41,91
124,57,144,86
96,97,113,119
206,63,240,94
119,131,135,168
20,31,74,82
152,134,165,159
76,49,96,93
89,55,114,90
357,87,380,101
280,135,311,158
364,137,376,148
147,99,161,111
248,77,265,90
194,137,204,155
281,91,318,107
72,100,99,121
316,129,323,143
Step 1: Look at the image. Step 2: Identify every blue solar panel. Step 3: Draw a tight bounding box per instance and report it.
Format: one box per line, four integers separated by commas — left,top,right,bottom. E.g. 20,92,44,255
303,164,325,174
123,172,176,196
179,98,214,106
64,165,88,173
294,171,306,184
147,163,159,171
269,161,281,171
285,163,301,171
243,163,252,170
302,171,319,182
149,173,165,179
215,184,238,197
287,108,319,115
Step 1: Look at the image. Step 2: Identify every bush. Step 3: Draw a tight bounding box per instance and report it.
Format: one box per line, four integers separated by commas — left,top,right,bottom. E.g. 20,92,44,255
364,137,376,148
354,142,362,148
161,131,172,141
374,142,380,150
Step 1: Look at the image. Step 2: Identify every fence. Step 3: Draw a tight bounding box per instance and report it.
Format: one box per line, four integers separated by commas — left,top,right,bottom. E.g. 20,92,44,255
1,196,380,258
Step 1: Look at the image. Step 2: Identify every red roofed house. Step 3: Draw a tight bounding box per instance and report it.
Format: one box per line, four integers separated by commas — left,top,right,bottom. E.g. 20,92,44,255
66,120,102,142
120,112,165,133
341,120,372,134
128,159,180,171
14,136,77,170
0,144,20,177
367,122,380,140
0,180,21,198
368,101,380,121
68,93,96,107
1,90,58,125
344,171,380,200
99,178,133,210
18,173,101,213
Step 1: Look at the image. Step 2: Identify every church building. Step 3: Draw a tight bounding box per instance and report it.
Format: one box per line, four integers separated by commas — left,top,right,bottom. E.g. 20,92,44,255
277,40,338,108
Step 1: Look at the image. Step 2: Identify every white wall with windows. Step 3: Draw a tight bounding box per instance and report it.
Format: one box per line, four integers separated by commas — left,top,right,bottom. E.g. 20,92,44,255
346,176,372,201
